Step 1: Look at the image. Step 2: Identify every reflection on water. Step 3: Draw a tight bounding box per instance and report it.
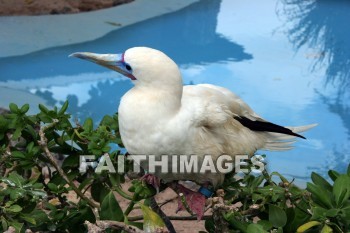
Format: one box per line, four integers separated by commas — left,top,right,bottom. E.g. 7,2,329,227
0,0,252,122
0,0,349,183
0,0,251,81
278,0,350,176
280,0,350,93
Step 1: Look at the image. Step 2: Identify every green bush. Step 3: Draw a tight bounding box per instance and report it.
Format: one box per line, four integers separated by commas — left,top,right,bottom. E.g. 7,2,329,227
0,102,349,233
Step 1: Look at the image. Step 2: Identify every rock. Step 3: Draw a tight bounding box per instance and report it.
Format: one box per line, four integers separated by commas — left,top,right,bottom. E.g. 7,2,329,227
0,108,10,115
0,0,133,16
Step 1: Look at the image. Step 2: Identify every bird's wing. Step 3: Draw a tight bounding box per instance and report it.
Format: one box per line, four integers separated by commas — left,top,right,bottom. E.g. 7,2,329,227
183,84,316,152
197,84,264,121
182,85,235,128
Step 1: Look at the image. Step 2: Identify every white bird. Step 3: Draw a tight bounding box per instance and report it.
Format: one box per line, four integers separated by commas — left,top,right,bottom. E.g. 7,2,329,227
71,47,316,209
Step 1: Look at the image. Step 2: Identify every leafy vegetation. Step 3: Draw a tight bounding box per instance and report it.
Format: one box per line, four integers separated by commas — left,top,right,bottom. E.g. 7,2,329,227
214,163,350,232
0,102,349,232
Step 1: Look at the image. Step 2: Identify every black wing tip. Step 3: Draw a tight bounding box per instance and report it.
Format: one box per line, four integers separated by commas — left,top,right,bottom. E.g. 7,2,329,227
291,132,306,139
234,116,307,139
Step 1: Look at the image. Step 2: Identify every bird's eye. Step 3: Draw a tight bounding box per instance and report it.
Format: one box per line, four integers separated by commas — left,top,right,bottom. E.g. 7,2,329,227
125,64,132,71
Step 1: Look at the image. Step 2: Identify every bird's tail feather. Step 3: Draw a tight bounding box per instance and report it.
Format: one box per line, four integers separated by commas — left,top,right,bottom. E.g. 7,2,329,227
262,123,317,151
286,123,318,134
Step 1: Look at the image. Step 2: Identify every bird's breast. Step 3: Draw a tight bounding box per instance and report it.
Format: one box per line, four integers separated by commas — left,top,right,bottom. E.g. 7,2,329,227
118,90,187,155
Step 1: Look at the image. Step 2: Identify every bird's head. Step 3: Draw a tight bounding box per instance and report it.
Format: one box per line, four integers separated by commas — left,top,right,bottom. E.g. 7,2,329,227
70,47,182,88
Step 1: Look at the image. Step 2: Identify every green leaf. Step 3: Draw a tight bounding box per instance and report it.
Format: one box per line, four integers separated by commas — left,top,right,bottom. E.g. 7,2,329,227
20,214,36,225
9,103,19,113
270,171,289,183
6,205,23,213
307,182,333,209
328,170,340,182
11,151,25,159
58,101,69,115
257,220,273,231
47,183,58,192
205,218,215,233
333,174,350,207
320,224,333,233
62,154,79,168
28,190,47,199
38,104,49,114
7,172,25,187
8,221,23,233
257,186,285,195
325,208,339,217
128,180,156,200
311,206,327,220
140,203,166,232
25,125,37,140
83,118,93,133
247,223,266,233
251,175,264,189
9,189,24,200
91,182,109,203
252,193,263,203
342,206,350,220
20,104,29,114
224,212,248,232
38,113,52,123
30,209,50,225
297,221,321,233
80,205,96,223
269,204,287,228
285,203,311,233
101,114,119,131
311,172,332,191
100,191,123,221
12,127,22,141
1,216,8,231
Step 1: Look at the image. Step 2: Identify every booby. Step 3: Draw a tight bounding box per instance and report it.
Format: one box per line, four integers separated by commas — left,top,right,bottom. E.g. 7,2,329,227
71,47,316,216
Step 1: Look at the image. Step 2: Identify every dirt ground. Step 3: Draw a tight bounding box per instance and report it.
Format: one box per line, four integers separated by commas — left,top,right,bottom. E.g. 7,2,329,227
116,181,207,232
65,180,207,232
0,0,133,16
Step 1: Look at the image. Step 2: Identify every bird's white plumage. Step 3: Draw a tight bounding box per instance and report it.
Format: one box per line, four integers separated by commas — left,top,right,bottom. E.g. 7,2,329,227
72,47,316,187
116,47,316,186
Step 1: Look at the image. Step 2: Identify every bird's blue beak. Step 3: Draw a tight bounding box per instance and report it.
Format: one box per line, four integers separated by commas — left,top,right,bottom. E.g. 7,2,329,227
69,52,136,80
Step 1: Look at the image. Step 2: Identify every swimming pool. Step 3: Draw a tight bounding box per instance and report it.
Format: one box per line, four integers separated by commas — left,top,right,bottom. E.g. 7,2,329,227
1,0,349,185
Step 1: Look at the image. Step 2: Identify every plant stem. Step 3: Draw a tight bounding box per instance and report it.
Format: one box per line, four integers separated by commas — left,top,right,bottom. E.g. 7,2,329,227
124,201,136,216
109,174,133,200
179,193,194,215
38,119,99,209
124,193,138,216
85,220,145,233
114,185,133,200
262,168,274,186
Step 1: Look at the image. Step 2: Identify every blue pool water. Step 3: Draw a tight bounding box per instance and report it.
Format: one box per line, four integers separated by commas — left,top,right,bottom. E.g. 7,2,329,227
1,0,349,185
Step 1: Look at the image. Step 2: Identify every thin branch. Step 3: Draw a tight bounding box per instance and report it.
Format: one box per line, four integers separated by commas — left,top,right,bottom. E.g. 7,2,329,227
113,185,133,200
124,201,137,216
128,215,212,221
38,119,99,209
4,162,18,177
212,203,230,232
149,197,176,233
178,193,194,215
85,220,145,233
159,196,177,208
124,193,139,216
